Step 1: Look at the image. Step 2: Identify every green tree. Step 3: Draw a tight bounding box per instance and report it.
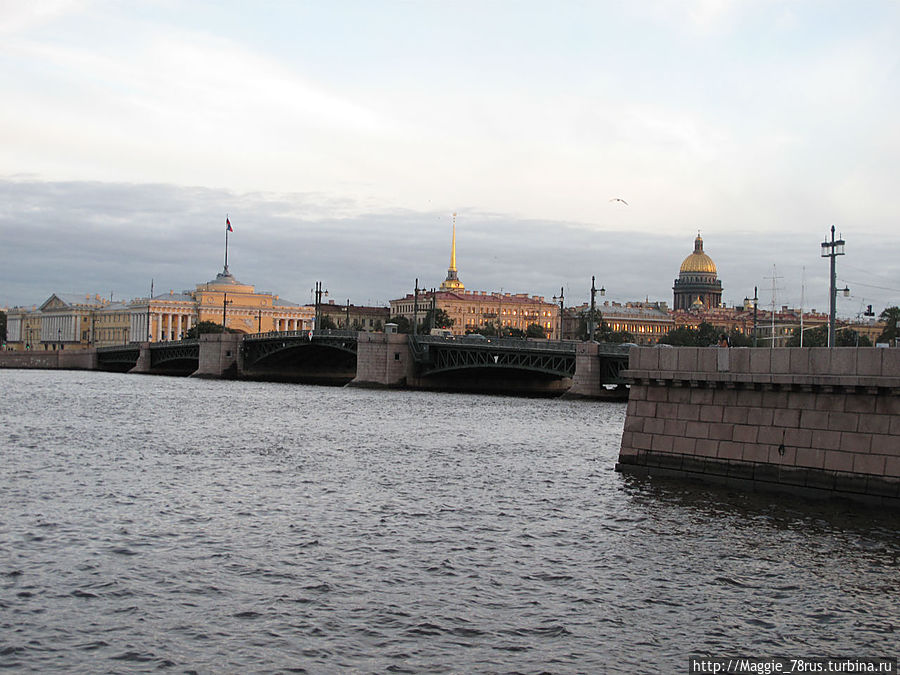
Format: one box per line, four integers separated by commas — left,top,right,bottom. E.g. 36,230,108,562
837,329,872,347
787,325,827,347
595,321,635,344
471,323,498,337
388,315,411,333
420,308,453,332
0,310,6,344
727,329,753,347
525,323,546,339
317,314,337,330
877,306,900,344
661,322,720,346
185,320,237,338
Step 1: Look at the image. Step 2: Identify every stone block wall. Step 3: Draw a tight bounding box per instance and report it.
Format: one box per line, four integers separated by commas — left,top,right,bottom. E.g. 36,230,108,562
618,347,900,506
193,333,242,378
0,352,60,369
350,333,411,388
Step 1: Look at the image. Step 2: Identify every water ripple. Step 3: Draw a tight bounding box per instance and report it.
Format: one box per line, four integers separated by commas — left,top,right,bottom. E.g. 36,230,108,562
0,370,898,673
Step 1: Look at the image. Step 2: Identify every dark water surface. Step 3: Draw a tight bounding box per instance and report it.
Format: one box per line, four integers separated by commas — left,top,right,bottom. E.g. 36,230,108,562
1,369,898,673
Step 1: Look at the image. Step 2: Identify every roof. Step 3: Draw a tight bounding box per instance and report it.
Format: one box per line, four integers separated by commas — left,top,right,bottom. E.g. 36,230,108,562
679,234,717,275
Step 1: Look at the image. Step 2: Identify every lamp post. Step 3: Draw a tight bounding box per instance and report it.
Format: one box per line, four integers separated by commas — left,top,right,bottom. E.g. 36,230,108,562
588,276,605,341
752,286,759,348
314,281,328,331
821,226,846,348
552,287,565,341
222,292,232,332
413,279,420,336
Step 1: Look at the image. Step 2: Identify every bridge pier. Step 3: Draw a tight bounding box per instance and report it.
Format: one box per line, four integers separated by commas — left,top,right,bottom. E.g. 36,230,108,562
564,342,630,400
349,332,412,388
129,342,151,374
192,333,243,379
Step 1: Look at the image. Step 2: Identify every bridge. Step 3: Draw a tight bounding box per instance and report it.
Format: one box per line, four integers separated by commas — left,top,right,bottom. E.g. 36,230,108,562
24,331,631,397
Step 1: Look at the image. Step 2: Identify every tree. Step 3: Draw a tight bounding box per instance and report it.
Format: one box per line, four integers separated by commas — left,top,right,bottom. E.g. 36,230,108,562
185,321,239,339
471,323,497,336
0,310,6,344
317,314,337,330
525,323,546,339
877,306,900,344
787,325,871,347
661,322,720,346
594,321,635,344
420,308,453,332
421,307,453,330
837,329,872,347
727,329,753,347
388,315,411,333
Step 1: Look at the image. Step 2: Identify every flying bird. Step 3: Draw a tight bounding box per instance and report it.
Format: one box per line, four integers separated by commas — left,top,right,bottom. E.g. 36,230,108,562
609,198,628,206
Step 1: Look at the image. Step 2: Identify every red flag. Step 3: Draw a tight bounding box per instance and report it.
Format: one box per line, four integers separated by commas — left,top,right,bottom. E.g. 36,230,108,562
226,217,233,232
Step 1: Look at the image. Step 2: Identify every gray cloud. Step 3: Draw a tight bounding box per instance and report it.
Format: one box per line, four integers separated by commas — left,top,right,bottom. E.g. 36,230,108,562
2,178,898,317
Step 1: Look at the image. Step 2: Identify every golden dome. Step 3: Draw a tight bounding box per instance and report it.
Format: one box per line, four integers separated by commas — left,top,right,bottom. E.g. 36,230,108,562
679,234,717,275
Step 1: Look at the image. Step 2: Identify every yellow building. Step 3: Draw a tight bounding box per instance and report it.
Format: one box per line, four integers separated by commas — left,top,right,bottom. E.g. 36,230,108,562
132,267,314,341
390,223,558,337
5,266,313,350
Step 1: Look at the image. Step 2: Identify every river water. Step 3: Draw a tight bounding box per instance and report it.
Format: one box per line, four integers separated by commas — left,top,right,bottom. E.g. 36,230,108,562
1,369,898,674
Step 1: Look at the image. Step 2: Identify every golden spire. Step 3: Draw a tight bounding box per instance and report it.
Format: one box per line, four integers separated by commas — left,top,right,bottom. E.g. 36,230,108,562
440,212,464,291
449,212,457,272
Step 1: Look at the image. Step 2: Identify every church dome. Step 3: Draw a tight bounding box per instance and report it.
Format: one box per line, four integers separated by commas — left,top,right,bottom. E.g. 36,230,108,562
679,234,717,275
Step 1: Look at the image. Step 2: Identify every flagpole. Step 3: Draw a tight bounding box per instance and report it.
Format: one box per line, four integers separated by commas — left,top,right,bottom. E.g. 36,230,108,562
224,214,229,272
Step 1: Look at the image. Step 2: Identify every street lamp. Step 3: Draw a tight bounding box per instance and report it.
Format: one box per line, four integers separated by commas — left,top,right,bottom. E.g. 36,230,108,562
752,286,759,348
588,276,605,341
821,226,846,348
314,281,328,331
222,292,233,332
552,287,565,341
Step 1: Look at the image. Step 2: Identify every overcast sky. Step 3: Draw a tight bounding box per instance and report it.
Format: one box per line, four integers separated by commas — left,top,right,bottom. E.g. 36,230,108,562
2,1,899,317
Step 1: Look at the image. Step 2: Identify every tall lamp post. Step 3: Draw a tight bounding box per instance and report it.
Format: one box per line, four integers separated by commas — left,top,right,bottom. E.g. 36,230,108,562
588,276,605,341
222,292,232,332
413,279,420,336
314,281,328,331
752,286,759,347
552,287,565,341
821,226,846,348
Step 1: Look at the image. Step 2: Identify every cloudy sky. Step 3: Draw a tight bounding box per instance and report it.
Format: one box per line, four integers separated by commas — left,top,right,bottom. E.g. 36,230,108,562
2,1,899,318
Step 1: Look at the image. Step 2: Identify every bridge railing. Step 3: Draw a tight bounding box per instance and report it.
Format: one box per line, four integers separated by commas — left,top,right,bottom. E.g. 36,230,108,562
412,335,579,352
149,338,199,349
244,329,358,341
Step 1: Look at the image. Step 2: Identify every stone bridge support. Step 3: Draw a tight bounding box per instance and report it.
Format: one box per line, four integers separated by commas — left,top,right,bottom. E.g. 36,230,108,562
565,342,628,400
618,347,900,507
350,332,412,388
129,342,151,374
192,333,243,379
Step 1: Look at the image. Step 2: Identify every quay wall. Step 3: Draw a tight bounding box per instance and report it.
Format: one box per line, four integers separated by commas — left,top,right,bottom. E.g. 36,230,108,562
0,352,60,369
618,347,900,507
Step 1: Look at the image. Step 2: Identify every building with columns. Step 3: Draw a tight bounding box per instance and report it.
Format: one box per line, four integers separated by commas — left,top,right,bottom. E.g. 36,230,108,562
133,266,315,342
4,265,313,350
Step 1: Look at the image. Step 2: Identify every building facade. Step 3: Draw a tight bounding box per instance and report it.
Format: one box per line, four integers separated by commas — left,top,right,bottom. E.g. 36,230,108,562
389,222,557,337
318,301,390,331
4,266,313,351
390,289,558,337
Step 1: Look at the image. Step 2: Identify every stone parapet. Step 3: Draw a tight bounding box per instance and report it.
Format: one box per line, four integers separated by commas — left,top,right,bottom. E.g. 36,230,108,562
618,347,900,507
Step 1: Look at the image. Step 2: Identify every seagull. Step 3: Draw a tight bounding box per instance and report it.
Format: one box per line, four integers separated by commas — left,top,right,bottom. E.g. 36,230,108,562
609,198,628,206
